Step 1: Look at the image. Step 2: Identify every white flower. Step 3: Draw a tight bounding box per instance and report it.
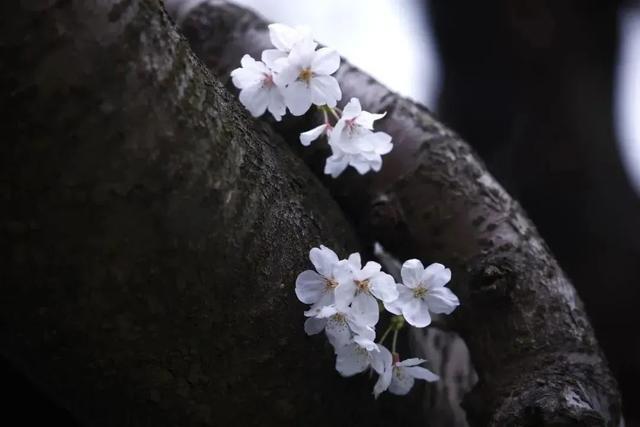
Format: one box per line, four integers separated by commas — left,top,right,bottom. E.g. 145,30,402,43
295,245,342,314
385,260,459,328
299,123,329,146
230,54,286,121
335,339,389,377
390,358,440,395
373,346,394,398
325,98,393,176
324,146,385,177
375,356,439,396
268,23,313,53
273,38,342,115
334,253,399,326
303,303,375,350
262,23,313,70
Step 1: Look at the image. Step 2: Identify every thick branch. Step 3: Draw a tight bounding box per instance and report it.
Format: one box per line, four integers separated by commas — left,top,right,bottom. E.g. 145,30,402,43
171,2,622,425
0,1,427,425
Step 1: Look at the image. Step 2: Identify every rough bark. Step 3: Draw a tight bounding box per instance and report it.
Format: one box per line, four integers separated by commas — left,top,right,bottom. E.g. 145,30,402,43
0,1,427,425
428,3,640,422
170,2,623,425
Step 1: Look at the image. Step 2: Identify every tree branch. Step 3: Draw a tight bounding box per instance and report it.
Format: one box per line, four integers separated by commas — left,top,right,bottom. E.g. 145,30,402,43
170,2,623,425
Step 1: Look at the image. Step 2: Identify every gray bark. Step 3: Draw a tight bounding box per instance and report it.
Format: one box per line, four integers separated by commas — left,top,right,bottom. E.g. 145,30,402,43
170,2,623,425
0,1,426,425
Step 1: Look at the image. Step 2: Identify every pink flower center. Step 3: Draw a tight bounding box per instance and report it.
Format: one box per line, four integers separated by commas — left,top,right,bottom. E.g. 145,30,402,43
262,72,274,88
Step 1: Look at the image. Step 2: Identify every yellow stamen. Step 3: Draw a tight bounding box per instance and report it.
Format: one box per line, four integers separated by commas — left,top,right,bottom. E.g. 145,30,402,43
299,67,313,82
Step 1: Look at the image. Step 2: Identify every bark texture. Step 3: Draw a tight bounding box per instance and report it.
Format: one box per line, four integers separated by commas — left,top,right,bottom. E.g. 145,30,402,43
171,2,623,425
0,1,426,425
428,3,639,422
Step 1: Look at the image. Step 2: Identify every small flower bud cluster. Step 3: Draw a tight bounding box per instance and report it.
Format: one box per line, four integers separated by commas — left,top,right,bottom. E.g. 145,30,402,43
231,24,393,178
295,245,460,398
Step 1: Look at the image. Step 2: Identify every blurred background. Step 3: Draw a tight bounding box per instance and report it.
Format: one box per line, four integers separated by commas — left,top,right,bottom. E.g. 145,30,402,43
232,0,640,422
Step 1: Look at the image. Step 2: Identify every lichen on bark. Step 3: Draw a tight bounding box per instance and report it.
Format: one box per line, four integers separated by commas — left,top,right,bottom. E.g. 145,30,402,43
0,1,425,425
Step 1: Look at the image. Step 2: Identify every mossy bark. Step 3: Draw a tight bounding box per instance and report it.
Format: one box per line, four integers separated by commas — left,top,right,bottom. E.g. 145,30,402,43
0,1,427,425
171,2,623,425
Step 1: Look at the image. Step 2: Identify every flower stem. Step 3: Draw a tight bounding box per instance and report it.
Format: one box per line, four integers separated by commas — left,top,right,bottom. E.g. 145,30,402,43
322,108,330,125
327,106,341,121
391,329,399,353
378,324,393,345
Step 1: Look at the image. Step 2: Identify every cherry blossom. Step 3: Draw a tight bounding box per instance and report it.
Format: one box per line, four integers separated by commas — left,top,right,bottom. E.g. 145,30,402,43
230,54,286,121
304,303,375,350
385,260,459,328
299,123,330,146
295,245,343,315
375,356,439,396
334,253,398,326
326,98,393,176
335,340,388,377
273,38,342,115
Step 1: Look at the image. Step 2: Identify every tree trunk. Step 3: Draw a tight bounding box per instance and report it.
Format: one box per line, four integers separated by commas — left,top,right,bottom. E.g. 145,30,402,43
170,2,623,425
0,1,425,425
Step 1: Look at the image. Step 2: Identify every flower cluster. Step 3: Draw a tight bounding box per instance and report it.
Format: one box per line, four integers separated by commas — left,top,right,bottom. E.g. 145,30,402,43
295,245,460,398
231,24,393,178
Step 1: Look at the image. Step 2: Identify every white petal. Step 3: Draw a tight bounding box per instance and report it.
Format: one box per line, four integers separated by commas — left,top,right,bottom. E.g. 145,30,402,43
369,272,399,303
353,335,378,352
333,270,356,307
347,252,362,271
261,49,286,69
368,155,383,172
284,81,313,116
287,37,317,68
342,98,362,120
272,62,299,87
388,367,415,395
303,317,327,335
402,298,432,328
350,322,376,342
397,358,427,367
303,291,335,317
239,54,268,73
351,292,379,326
238,84,269,117
309,245,339,277
349,156,374,175
300,124,328,146
358,261,382,281
325,316,352,349
383,294,403,315
294,270,326,304
368,131,393,155
310,75,342,107
370,344,392,375
311,47,340,75
374,368,393,399
405,366,439,382
230,67,262,89
335,344,370,376
324,153,349,178
401,259,425,289
426,287,460,314
422,263,451,289
355,110,386,130
315,305,339,319
268,23,312,52
267,87,286,121
309,245,339,278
